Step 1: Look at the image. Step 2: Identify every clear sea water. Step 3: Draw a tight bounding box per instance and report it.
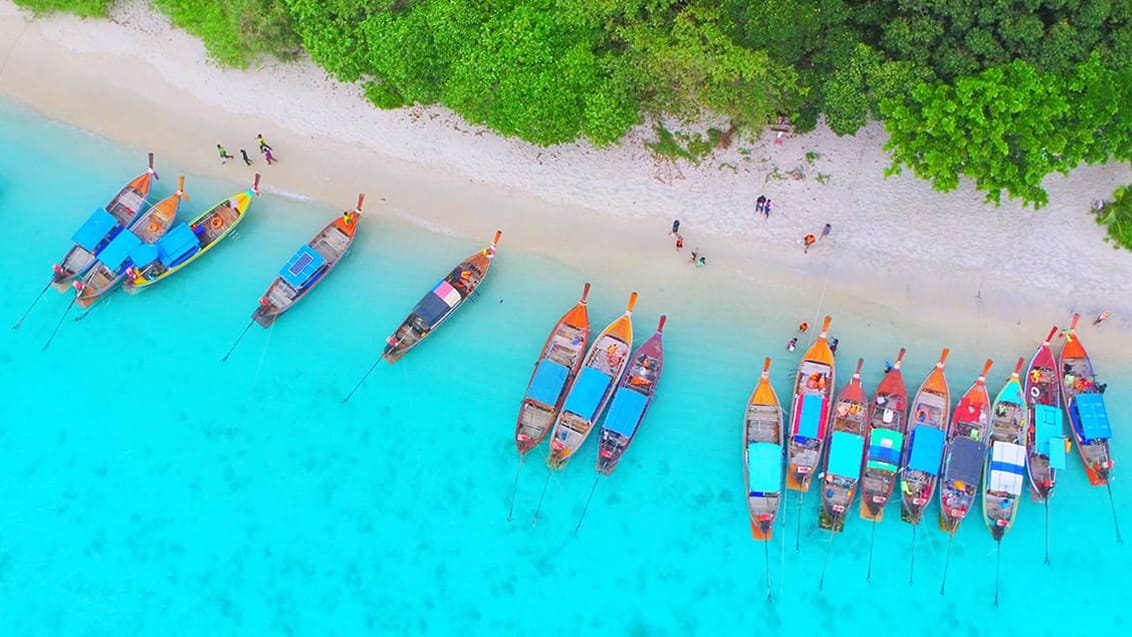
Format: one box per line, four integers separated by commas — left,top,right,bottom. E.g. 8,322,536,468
0,96,1129,635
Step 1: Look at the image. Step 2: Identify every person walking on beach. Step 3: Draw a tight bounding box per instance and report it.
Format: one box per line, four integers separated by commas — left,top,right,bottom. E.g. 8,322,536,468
830,337,839,354
217,144,232,165
263,148,277,165
240,149,252,166
786,337,798,352
689,248,699,264
670,219,680,237
798,322,809,333
763,199,773,219
756,195,767,215
821,223,831,240
696,256,707,268
675,234,684,251
803,234,816,254
1093,311,1111,326
257,134,272,152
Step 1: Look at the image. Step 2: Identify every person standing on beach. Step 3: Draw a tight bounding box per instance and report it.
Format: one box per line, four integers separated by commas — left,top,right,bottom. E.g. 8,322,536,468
240,149,252,166
670,219,680,237
803,234,816,253
257,134,272,152
696,256,707,268
821,223,831,240
786,337,797,352
217,144,232,164
675,234,684,251
689,248,699,264
264,148,277,165
763,199,773,219
1093,311,1111,326
756,195,767,215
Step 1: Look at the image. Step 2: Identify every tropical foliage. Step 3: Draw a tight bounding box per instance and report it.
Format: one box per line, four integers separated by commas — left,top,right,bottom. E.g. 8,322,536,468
1096,184,1132,250
14,0,1132,209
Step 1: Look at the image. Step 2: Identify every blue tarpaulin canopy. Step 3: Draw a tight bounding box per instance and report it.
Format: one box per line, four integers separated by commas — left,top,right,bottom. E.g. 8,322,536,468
945,436,985,486
128,243,159,268
526,360,569,407
280,245,326,288
794,393,824,439
1034,404,1062,454
1048,435,1067,470
97,230,142,270
907,426,945,475
603,387,649,437
563,366,612,422
156,223,200,267
828,431,865,478
71,208,118,252
1075,393,1111,442
867,429,903,470
747,442,782,494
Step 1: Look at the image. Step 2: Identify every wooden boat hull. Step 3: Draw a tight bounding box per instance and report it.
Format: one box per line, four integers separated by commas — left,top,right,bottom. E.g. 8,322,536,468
938,360,993,532
1024,327,1061,501
786,316,835,492
859,349,908,522
76,177,186,310
982,362,1027,541
125,175,260,293
514,284,591,457
899,349,950,525
745,358,784,540
546,292,637,470
596,316,665,475
52,157,157,291
253,199,363,328
1059,315,1113,486
382,230,501,363
819,359,867,532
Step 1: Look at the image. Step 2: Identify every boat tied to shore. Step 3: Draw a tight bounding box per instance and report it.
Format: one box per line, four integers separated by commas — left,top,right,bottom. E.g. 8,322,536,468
52,153,158,291
744,357,784,597
899,348,950,526
595,315,665,476
252,194,365,328
786,316,836,493
939,359,994,533
382,230,502,364
75,175,188,310
860,348,908,523
818,358,868,533
1025,326,1066,502
983,358,1028,541
125,173,260,292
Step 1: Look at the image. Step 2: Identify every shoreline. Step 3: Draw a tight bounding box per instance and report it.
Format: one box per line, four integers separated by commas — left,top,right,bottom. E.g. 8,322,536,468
1,1,1131,359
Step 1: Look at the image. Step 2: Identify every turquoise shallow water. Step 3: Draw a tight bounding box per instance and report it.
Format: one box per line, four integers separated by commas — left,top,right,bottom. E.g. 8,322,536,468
1,96,1130,635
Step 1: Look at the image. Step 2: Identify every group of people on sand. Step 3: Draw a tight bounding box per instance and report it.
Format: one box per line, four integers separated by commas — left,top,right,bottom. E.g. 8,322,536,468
785,320,838,353
669,219,707,267
801,223,832,254
217,134,277,166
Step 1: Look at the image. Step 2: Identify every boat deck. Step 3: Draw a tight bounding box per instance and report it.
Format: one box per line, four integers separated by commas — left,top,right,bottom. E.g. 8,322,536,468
108,189,146,224
746,404,780,444
198,200,241,246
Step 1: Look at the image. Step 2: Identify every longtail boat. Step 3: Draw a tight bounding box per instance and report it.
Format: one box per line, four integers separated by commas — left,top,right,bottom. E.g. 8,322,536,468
545,292,637,470
860,348,908,522
52,153,158,291
595,315,665,475
746,358,785,540
899,348,950,526
1025,326,1066,502
514,283,593,457
818,358,868,532
744,357,784,598
253,194,365,328
983,358,1028,541
75,176,189,310
1060,314,1122,542
382,230,502,364
506,283,592,521
939,359,994,532
1060,314,1114,485
125,174,260,293
786,316,836,492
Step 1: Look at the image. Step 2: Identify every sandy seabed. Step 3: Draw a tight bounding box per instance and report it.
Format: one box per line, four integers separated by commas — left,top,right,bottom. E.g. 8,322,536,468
1,0,1131,356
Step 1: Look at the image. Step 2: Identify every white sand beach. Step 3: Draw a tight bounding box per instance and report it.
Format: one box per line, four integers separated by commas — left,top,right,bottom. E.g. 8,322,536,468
2,0,1131,356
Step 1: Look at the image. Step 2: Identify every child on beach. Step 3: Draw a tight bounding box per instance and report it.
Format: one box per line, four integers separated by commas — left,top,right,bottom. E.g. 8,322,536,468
264,148,277,165
240,149,252,166
257,134,272,152
803,234,816,253
216,144,232,164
